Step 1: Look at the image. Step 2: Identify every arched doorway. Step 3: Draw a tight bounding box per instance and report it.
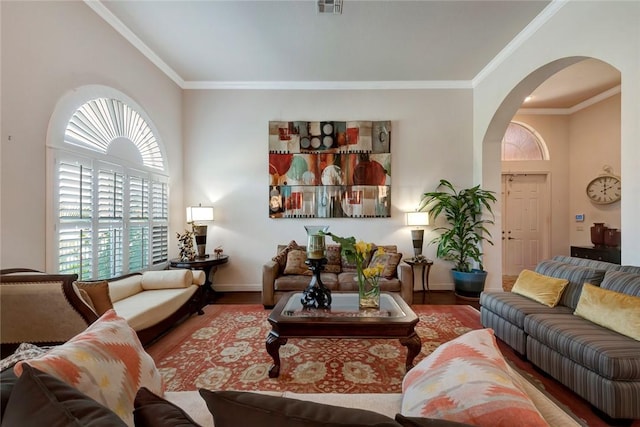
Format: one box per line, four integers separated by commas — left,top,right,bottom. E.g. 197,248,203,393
482,57,622,291
501,122,551,278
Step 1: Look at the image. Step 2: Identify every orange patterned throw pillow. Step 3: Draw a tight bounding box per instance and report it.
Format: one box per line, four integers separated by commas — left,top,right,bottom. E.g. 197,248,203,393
14,309,164,427
401,329,548,427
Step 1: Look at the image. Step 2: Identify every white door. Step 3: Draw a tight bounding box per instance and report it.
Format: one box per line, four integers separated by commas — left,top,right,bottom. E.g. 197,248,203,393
502,174,549,275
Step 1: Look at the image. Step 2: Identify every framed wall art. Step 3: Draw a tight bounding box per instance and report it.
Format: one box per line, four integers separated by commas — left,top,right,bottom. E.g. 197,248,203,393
268,121,391,218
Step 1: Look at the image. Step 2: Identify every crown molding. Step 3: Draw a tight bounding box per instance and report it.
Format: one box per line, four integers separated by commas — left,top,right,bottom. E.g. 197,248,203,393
516,108,570,116
568,84,621,114
472,0,568,87
83,0,185,88
182,80,473,90
517,85,621,115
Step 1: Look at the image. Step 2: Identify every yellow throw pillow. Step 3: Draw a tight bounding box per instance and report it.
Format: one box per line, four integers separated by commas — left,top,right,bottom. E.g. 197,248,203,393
574,283,640,341
511,269,569,307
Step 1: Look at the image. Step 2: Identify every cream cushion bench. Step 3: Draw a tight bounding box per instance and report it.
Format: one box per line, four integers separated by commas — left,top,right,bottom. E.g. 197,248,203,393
106,269,206,344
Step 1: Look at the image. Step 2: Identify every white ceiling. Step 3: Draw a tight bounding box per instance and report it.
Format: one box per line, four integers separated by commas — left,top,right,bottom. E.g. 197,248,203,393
93,0,620,109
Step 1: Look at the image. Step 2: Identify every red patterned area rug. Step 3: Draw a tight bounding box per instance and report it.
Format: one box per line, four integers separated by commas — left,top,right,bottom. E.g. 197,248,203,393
148,305,479,394
147,304,638,427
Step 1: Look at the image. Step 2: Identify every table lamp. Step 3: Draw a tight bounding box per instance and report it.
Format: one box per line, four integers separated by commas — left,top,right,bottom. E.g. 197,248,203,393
406,211,429,257
186,204,214,258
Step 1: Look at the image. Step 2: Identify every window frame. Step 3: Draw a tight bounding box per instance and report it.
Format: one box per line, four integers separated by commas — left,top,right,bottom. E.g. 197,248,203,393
46,85,169,279
501,121,550,161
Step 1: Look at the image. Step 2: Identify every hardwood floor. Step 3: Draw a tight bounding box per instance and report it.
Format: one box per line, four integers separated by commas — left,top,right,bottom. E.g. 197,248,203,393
211,290,480,310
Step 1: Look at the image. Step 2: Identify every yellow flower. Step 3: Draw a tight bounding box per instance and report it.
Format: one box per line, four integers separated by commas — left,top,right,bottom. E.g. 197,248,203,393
374,264,384,275
362,267,377,279
355,241,372,256
363,264,384,280
376,247,385,256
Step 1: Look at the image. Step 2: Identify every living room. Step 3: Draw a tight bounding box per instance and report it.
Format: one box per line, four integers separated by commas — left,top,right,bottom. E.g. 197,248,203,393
2,2,640,426
2,1,638,293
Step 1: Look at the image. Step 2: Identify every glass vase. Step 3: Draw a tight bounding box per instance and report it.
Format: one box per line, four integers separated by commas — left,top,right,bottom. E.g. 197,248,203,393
305,225,329,260
357,269,380,309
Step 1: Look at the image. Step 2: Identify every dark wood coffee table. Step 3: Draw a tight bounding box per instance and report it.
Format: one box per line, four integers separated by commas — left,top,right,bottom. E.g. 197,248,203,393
266,292,421,378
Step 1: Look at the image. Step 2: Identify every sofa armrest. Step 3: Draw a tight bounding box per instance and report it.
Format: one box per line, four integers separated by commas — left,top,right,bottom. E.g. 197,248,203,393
1,273,98,356
262,260,280,307
397,262,414,305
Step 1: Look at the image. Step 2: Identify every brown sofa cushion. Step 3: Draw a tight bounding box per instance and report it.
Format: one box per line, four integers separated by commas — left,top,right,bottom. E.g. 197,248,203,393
284,249,312,276
199,389,401,427
369,251,403,279
273,240,302,270
76,280,114,315
134,387,201,427
2,364,126,426
325,245,343,273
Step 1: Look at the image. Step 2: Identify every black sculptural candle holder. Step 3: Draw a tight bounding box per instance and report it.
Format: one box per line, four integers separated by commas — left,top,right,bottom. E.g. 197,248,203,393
301,258,332,309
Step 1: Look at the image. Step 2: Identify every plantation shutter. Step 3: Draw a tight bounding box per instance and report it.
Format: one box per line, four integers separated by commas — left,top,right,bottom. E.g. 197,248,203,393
96,165,125,279
151,180,169,264
57,156,94,280
129,175,150,271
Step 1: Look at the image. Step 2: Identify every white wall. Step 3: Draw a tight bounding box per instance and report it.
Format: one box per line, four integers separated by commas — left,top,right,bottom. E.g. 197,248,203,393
0,1,183,270
183,89,472,290
569,94,621,245
475,1,640,290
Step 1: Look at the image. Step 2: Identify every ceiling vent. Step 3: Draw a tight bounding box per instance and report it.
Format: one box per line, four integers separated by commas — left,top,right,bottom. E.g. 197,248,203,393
317,0,342,14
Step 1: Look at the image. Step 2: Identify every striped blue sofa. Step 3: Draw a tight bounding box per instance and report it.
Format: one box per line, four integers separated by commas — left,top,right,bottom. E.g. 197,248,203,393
480,256,640,420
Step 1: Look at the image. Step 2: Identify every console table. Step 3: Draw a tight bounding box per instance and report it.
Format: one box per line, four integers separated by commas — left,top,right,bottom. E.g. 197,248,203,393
570,246,620,264
170,255,229,304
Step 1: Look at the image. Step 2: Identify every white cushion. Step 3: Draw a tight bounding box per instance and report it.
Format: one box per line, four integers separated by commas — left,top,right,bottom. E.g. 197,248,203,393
113,286,198,331
192,270,206,285
109,275,143,302
141,270,193,290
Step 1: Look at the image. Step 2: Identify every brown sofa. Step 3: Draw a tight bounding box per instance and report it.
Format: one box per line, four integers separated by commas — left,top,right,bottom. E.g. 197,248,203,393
262,243,413,308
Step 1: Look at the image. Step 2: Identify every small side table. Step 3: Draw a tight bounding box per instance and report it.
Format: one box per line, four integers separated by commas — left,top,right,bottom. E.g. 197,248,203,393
170,255,229,305
405,258,433,292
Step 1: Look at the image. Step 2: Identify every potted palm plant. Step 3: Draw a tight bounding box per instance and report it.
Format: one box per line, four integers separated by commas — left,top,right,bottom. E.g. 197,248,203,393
419,179,497,298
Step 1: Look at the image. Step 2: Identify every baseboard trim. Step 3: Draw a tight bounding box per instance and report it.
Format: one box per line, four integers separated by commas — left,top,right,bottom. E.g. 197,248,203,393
422,283,454,291
212,283,455,292
213,284,262,292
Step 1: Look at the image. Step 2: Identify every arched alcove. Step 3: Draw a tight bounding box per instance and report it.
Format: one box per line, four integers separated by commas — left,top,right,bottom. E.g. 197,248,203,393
482,57,622,289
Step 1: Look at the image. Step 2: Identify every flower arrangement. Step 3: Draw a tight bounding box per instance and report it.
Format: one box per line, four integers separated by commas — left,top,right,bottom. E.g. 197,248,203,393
176,230,196,261
322,232,384,308
362,263,384,287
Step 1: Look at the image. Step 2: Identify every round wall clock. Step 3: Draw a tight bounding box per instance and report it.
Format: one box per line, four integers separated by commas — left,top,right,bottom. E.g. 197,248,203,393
586,174,621,204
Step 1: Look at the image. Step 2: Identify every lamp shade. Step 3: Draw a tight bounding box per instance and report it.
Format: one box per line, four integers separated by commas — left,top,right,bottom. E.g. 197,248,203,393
186,206,214,223
406,211,429,227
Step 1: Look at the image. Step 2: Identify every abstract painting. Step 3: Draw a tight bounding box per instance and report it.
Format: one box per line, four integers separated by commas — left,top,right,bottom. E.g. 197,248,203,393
268,121,391,218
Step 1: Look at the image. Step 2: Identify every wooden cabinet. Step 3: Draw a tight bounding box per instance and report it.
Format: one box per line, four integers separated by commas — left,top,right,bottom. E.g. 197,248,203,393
570,246,621,264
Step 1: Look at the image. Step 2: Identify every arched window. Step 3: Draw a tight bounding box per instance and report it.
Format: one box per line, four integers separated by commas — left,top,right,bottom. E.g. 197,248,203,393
501,122,548,161
49,86,168,280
